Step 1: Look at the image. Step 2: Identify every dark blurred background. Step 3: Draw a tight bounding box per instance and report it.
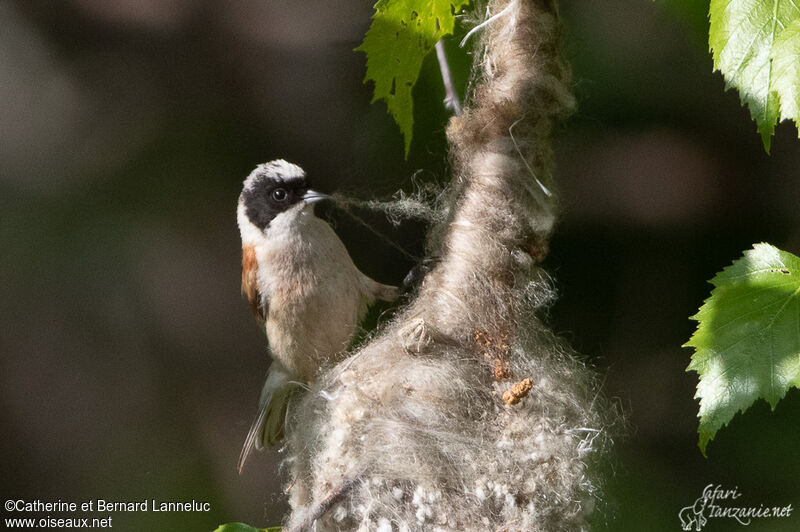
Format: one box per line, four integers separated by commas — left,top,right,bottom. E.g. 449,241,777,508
1,1,798,530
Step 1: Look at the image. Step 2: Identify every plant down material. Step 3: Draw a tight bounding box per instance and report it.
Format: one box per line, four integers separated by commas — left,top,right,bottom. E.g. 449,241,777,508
283,0,616,529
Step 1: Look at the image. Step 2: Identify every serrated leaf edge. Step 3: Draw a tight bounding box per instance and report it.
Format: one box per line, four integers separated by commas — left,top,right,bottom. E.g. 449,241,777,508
684,243,800,455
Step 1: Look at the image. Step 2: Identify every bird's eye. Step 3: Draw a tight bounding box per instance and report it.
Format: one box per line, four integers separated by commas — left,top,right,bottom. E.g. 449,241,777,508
271,188,287,202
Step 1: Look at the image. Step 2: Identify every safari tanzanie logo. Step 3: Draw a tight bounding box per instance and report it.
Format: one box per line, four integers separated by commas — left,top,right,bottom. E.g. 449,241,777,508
678,484,792,530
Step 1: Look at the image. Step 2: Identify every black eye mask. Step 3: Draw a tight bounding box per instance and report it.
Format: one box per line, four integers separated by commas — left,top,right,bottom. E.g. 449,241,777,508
241,177,309,230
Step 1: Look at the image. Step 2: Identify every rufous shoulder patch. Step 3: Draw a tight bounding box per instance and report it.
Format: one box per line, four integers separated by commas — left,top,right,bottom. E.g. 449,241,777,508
241,245,266,323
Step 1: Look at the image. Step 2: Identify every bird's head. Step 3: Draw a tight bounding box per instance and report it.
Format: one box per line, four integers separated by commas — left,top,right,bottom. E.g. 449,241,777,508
237,160,329,238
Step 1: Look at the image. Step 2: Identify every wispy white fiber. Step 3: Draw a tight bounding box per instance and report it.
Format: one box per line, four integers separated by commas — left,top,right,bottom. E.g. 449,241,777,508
280,1,616,530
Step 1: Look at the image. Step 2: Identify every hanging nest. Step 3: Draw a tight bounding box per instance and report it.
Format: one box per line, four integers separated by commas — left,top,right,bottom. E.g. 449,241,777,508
282,0,617,529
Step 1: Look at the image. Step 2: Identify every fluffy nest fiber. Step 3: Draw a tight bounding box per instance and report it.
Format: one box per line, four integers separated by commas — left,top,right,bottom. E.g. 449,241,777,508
281,0,616,529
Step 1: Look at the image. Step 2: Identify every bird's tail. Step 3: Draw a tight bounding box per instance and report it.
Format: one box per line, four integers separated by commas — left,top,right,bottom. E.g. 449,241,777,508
238,363,293,474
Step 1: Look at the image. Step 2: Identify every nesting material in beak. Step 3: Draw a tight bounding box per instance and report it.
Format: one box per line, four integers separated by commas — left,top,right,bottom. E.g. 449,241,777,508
302,190,330,205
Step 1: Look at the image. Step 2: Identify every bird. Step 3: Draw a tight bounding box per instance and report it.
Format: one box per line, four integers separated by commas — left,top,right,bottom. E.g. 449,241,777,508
236,160,398,472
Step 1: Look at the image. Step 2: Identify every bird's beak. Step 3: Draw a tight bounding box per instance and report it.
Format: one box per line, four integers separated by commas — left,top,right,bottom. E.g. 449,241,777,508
302,190,330,205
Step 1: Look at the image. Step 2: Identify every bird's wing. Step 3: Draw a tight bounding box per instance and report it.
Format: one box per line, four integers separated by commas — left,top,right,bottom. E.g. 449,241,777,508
241,245,267,323
237,364,292,474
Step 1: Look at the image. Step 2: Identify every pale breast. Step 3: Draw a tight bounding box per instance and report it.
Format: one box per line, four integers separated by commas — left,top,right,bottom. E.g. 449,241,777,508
257,214,371,380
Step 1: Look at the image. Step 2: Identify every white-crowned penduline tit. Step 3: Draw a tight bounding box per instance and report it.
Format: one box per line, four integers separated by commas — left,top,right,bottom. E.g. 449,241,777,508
236,160,398,472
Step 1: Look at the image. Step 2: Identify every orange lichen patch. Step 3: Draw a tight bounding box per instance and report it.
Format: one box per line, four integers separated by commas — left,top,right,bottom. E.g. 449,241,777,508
493,358,511,380
502,378,532,406
474,328,512,380
473,328,491,350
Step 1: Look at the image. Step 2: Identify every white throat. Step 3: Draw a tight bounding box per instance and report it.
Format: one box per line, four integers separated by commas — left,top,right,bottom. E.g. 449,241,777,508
237,201,314,246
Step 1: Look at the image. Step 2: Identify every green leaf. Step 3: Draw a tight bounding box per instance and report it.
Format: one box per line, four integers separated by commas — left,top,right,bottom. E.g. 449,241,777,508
771,18,800,129
211,523,280,532
685,243,800,455
709,0,800,152
356,0,470,156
